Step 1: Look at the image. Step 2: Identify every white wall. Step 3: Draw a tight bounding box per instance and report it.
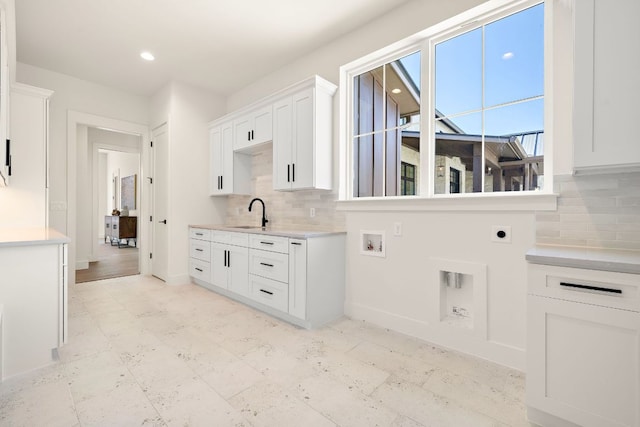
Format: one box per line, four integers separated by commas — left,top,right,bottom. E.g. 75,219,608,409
151,81,228,284
16,63,150,235
220,0,575,370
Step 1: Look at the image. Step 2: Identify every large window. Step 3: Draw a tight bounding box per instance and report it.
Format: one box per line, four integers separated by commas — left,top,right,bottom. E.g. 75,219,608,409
345,0,545,199
352,52,421,197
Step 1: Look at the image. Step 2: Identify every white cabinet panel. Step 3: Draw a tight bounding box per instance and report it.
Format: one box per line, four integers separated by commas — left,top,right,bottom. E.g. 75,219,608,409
233,105,272,152
573,0,640,172
211,234,250,296
209,122,251,196
528,296,639,427
249,249,288,283
248,233,289,254
249,274,289,312
527,263,640,427
273,77,335,191
189,227,345,329
0,241,67,380
189,257,211,283
288,239,307,320
227,244,249,297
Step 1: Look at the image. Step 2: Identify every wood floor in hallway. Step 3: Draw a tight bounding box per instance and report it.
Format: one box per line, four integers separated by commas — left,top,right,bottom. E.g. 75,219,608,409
75,239,139,283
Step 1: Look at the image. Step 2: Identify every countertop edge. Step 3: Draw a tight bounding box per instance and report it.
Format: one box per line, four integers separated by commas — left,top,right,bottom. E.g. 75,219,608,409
189,224,346,239
0,228,71,247
526,245,640,275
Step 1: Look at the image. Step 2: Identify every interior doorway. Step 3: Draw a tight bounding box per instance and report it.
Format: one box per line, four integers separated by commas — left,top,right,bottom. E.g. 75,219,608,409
76,141,141,283
67,111,151,286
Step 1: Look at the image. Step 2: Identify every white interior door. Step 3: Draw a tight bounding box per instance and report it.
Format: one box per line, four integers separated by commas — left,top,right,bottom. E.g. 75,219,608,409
151,123,169,281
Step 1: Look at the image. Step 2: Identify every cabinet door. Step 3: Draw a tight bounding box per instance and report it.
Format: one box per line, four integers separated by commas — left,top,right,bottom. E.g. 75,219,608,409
210,122,233,195
252,105,273,145
527,295,640,427
288,239,307,319
273,97,293,190
227,245,249,297
211,242,228,289
573,0,640,171
233,114,252,152
209,126,223,195
291,88,314,189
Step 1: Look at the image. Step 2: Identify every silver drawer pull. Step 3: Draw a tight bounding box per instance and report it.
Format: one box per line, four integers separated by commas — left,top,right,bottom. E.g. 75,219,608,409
195,268,203,272
195,248,203,252
291,242,302,246
260,241,274,245
260,289,273,295
260,262,274,267
560,282,622,294
195,233,203,236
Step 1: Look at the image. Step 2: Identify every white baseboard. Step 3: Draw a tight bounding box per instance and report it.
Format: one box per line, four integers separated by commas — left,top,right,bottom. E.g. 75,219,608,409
344,301,526,371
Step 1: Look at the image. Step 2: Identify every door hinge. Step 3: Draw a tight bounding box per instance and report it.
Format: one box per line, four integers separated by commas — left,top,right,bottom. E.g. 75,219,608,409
149,253,153,259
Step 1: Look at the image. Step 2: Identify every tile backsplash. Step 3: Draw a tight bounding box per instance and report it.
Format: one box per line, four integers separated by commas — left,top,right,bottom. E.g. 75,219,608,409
536,172,640,250
225,143,345,231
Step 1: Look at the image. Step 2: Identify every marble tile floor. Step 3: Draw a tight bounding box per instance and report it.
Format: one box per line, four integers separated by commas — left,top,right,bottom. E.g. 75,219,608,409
0,275,534,427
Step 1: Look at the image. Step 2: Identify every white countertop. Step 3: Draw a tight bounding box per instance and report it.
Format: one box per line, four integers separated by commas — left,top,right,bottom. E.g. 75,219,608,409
0,227,71,247
526,245,640,274
190,224,346,239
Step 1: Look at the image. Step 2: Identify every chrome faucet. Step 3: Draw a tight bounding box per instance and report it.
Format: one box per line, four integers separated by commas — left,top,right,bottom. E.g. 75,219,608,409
248,198,268,228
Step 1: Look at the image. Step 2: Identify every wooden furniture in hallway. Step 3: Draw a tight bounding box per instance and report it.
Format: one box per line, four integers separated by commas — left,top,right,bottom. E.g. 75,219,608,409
105,215,137,248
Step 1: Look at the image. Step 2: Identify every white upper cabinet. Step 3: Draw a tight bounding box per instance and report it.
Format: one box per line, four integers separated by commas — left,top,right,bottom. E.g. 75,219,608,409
273,77,336,191
209,121,250,196
573,0,640,172
233,105,272,152
208,75,336,194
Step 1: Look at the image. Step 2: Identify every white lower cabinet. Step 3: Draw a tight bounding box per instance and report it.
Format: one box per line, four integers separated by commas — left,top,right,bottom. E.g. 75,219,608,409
212,241,249,297
526,263,640,427
189,228,212,283
0,234,69,381
249,274,289,312
189,227,345,329
288,239,307,320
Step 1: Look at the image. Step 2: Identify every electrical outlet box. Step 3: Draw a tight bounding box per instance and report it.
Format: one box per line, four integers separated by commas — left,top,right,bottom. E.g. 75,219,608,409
393,222,402,236
491,226,512,243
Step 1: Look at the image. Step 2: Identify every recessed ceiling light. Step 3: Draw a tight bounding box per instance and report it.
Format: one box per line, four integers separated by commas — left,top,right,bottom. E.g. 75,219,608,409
392,88,402,94
140,51,155,61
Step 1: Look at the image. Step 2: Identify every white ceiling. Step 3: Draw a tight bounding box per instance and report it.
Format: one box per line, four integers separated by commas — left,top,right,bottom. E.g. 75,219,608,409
16,0,412,97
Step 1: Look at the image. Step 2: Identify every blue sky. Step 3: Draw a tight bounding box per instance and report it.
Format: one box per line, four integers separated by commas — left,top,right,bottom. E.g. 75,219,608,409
399,3,544,136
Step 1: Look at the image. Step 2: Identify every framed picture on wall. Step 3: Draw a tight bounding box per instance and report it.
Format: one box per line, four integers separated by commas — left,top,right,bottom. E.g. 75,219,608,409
121,174,136,210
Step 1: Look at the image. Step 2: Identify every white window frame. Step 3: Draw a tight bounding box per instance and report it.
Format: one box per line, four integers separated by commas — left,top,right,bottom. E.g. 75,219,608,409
338,0,554,210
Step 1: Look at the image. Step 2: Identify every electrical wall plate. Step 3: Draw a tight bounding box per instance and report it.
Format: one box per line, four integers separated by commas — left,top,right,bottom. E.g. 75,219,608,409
491,226,512,243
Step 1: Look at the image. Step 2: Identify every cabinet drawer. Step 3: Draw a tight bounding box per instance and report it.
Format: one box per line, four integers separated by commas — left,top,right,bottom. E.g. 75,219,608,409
528,264,640,312
189,258,211,283
190,228,211,241
212,231,249,247
249,234,289,254
249,249,288,283
189,239,211,261
249,274,288,312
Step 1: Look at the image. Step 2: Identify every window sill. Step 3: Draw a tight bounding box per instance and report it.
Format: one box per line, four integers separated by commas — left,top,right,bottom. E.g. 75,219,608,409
336,192,558,212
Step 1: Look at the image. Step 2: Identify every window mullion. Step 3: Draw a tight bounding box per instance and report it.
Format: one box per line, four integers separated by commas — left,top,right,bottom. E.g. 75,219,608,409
481,24,486,194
